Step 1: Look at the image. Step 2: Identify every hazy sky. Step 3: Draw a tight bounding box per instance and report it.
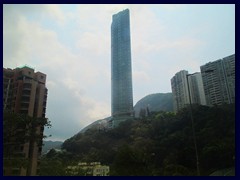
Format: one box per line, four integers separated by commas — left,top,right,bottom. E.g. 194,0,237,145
3,4,235,141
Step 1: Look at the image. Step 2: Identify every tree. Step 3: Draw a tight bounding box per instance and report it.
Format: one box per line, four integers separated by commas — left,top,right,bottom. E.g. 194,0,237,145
139,108,146,119
111,144,148,176
3,110,51,175
54,104,235,176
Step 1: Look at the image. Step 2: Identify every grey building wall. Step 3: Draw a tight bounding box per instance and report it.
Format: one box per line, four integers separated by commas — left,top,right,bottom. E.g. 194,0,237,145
222,54,235,104
188,72,206,106
171,70,190,113
171,70,206,113
200,54,235,106
111,9,133,124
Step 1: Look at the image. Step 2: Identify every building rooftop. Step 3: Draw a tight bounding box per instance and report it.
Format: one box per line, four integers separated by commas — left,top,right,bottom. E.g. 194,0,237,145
16,64,35,70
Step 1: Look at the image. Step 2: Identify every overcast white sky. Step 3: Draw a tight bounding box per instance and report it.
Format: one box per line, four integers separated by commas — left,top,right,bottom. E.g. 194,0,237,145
3,4,235,141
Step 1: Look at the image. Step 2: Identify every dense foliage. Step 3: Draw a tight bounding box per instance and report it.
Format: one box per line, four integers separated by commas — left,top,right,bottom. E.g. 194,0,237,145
41,104,235,176
3,110,51,175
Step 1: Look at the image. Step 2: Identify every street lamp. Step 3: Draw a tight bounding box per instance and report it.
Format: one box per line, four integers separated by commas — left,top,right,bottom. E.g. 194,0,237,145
186,73,200,176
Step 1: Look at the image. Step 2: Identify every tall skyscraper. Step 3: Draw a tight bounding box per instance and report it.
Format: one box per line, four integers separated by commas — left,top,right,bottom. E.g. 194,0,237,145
3,66,48,176
111,9,133,127
200,54,235,106
171,70,206,113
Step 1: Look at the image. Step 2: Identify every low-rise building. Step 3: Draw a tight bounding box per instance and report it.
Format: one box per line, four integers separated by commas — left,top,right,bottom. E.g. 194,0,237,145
66,162,109,176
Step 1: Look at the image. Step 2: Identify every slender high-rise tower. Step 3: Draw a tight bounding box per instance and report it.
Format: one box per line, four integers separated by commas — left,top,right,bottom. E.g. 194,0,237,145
111,9,133,127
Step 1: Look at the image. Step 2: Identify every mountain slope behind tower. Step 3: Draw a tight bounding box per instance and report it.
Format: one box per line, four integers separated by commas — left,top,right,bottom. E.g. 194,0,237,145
134,93,173,117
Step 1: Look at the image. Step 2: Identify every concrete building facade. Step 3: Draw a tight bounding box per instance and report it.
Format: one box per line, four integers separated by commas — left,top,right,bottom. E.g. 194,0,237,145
171,70,206,113
171,70,190,113
3,66,48,176
111,9,134,126
188,72,206,106
200,54,235,106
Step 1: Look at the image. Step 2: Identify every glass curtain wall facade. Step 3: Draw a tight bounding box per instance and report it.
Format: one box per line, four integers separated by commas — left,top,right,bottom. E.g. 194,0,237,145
111,9,133,125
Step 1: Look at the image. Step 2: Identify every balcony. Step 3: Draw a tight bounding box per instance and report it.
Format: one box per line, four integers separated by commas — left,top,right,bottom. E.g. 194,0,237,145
21,90,31,97
20,102,29,109
22,88,31,93
20,106,29,111
20,110,28,114
20,97,30,103
23,85,32,90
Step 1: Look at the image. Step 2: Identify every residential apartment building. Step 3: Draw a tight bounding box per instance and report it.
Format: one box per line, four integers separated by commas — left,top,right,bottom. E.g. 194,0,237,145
171,70,189,113
188,72,206,106
111,9,134,126
3,65,48,176
200,54,235,106
171,70,206,113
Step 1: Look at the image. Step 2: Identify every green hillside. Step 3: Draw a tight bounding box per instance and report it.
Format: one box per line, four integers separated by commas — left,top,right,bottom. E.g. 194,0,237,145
78,117,111,134
40,104,235,176
42,140,63,154
78,93,173,134
134,93,173,117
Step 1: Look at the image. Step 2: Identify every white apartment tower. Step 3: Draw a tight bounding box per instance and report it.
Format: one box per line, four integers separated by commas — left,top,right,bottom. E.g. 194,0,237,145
171,70,190,113
188,72,206,106
171,70,206,113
